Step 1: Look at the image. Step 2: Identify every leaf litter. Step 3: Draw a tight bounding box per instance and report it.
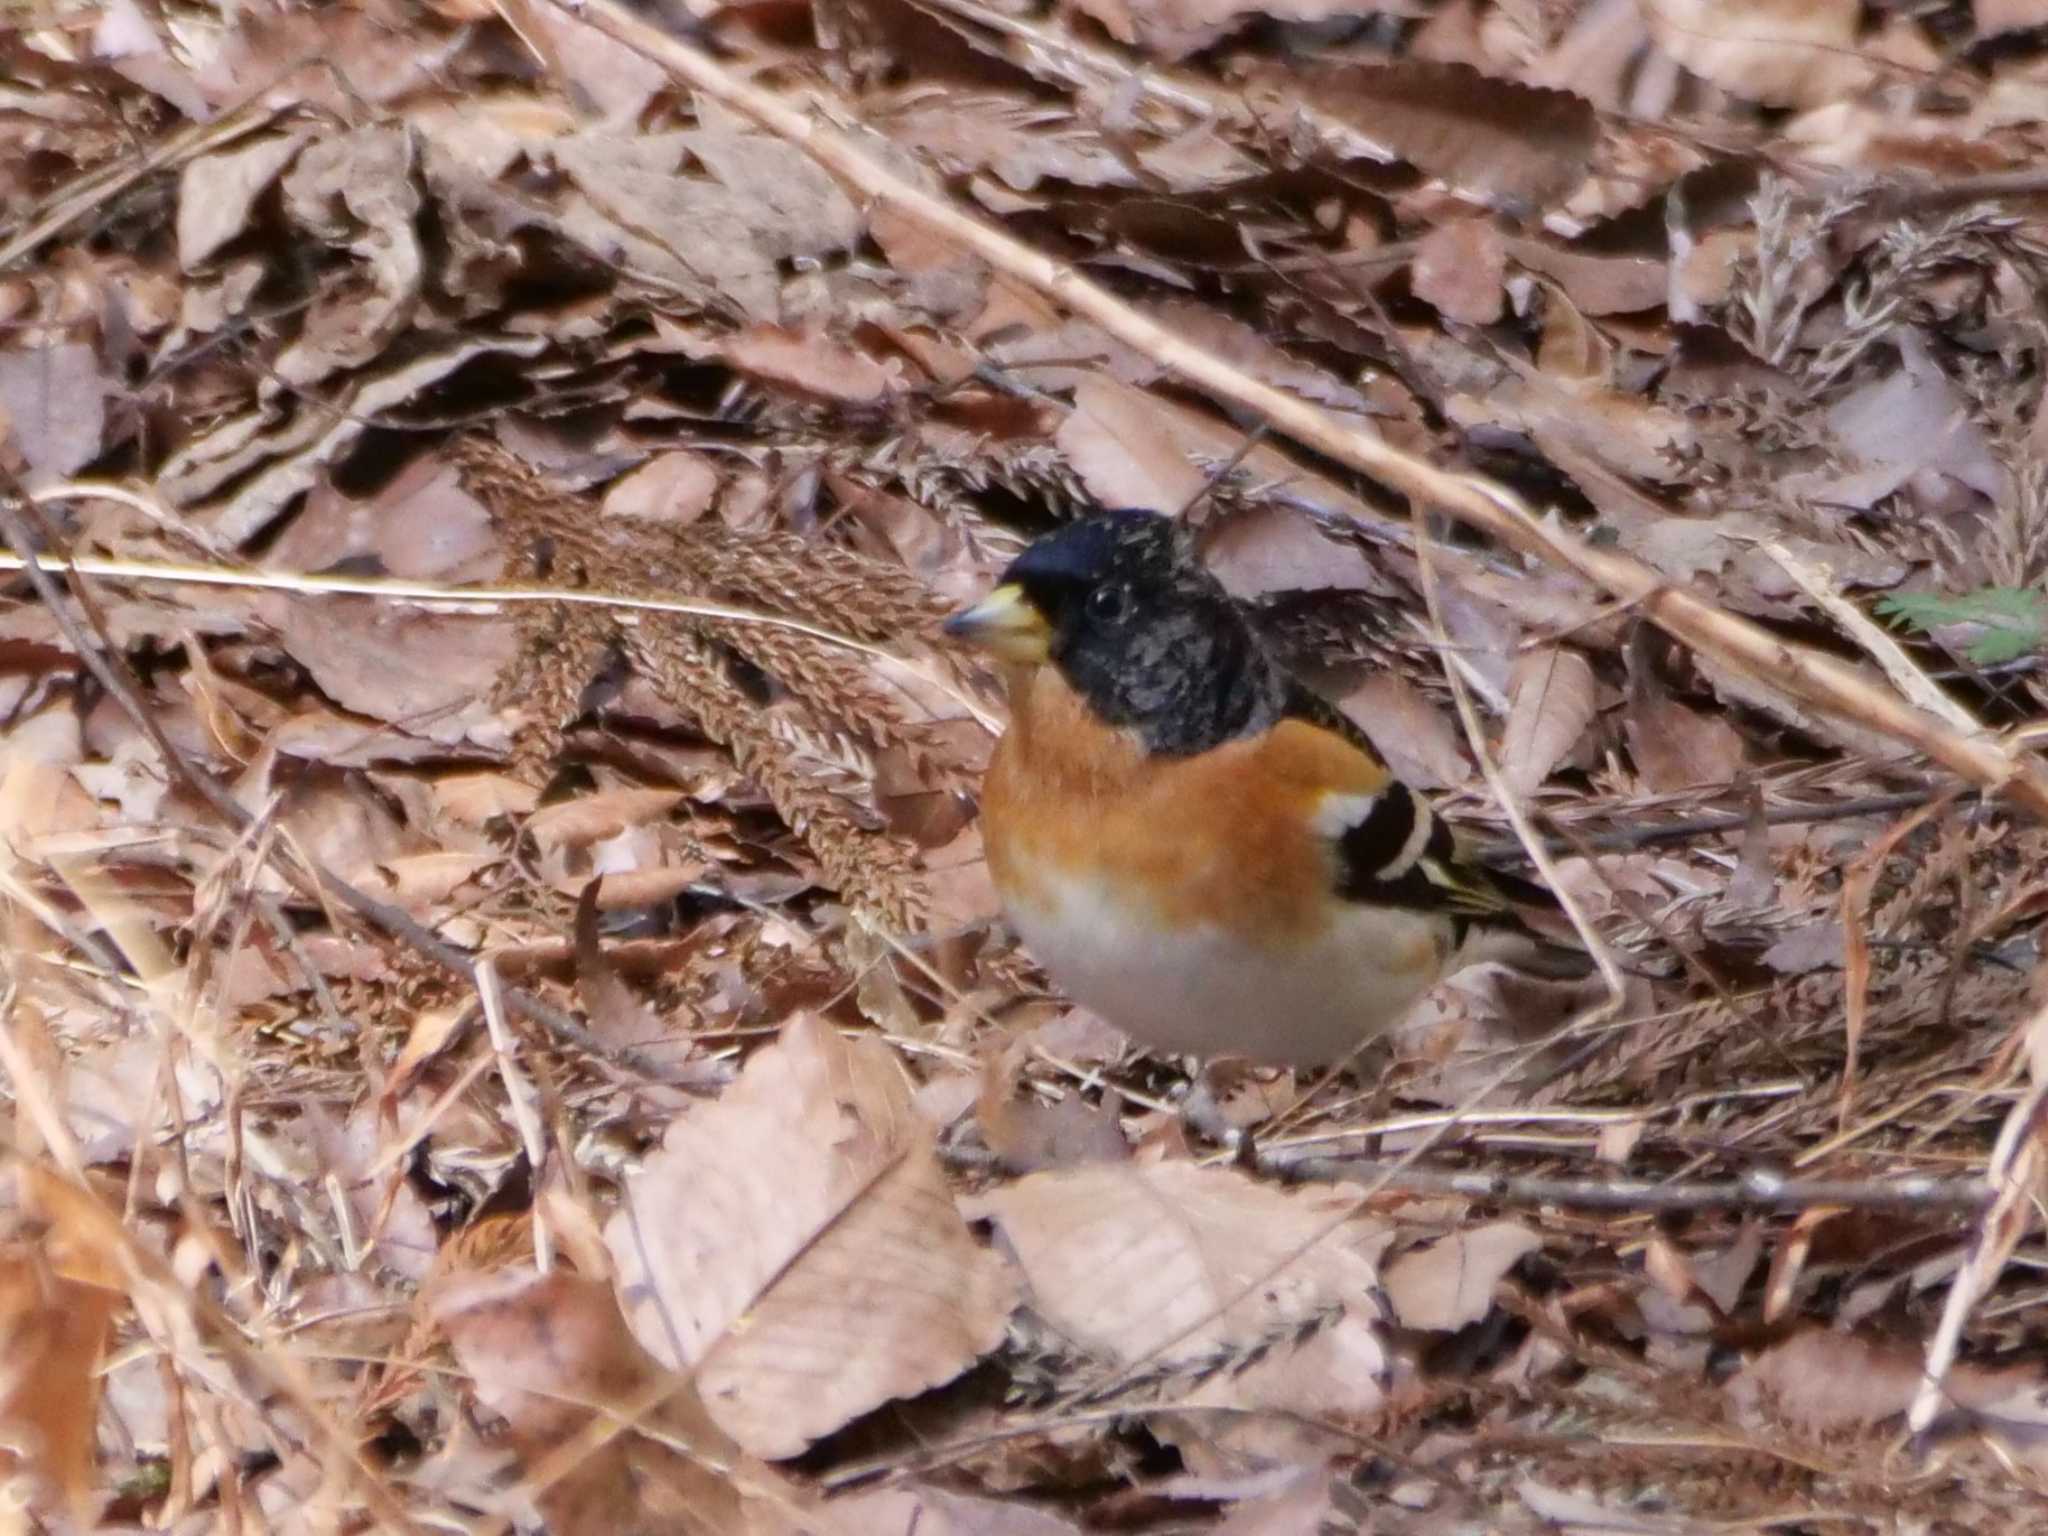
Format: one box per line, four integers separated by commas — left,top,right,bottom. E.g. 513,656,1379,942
4,0,2048,1529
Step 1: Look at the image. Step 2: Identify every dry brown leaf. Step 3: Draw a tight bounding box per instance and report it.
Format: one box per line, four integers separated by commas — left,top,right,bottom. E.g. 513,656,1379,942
276,600,517,748
298,1103,440,1283
550,124,862,320
1412,218,1506,326
1340,673,1469,791
1382,1221,1541,1331
834,1485,1086,1535
883,94,1142,193
276,125,425,388
379,849,498,909
93,0,207,118
1531,279,1614,382
0,1232,120,1521
1639,0,1932,108
1450,357,1693,485
0,343,106,481
574,881,669,1055
1499,646,1596,797
1293,60,1597,211
268,456,502,582
434,1267,798,1536
526,789,689,856
1065,0,1402,59
1507,237,1668,316
1799,331,2006,509
1726,1328,1926,1433
607,1015,1016,1457
967,1161,1387,1367
1143,302,1375,417
1624,646,1747,792
516,0,673,123
603,451,720,526
1208,1468,1344,1534
431,771,542,826
1201,506,1382,599
1054,374,1209,513
976,1042,1129,1173
177,130,311,269
720,325,904,403
1979,0,2048,34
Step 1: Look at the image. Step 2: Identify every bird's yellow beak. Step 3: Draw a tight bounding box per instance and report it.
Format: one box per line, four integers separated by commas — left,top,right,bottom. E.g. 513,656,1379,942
944,583,1051,664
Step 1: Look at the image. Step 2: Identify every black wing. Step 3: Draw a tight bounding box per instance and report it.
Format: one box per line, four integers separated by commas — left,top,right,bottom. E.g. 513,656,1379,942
1280,682,1558,923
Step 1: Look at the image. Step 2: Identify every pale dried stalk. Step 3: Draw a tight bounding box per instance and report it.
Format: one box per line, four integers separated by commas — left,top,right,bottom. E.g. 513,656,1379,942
0,542,996,731
478,959,553,1273
557,0,2048,821
1763,540,1987,739
1906,996,2048,1435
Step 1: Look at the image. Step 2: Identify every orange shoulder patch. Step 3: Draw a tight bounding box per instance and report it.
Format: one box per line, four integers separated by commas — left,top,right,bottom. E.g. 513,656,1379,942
1248,717,1394,804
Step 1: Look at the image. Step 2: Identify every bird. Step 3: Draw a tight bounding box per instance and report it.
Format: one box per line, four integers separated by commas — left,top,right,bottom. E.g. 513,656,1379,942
944,508,1579,1068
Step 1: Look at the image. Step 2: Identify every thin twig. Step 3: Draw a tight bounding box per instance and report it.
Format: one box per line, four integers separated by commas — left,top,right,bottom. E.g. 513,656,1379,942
1907,999,2048,1434
2,503,996,732
1476,788,1961,861
1255,1154,1990,1212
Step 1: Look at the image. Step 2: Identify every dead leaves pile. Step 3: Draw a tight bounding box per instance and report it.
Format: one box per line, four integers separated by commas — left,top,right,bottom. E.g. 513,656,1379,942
5,0,2048,1529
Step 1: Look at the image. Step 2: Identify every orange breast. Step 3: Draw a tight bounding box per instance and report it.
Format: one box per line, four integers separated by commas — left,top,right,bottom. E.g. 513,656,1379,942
982,669,1392,946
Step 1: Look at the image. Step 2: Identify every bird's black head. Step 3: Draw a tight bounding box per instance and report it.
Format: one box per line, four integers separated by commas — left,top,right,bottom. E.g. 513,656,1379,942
945,510,1286,755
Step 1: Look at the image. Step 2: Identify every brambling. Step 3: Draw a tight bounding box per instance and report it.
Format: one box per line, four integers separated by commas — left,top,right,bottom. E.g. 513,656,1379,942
946,509,1577,1068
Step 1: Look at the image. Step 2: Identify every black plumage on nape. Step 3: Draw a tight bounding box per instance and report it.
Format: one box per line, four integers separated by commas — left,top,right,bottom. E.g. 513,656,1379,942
999,511,1289,756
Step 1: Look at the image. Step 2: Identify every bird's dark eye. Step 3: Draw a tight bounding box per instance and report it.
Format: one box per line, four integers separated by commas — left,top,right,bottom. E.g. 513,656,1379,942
1086,582,1132,625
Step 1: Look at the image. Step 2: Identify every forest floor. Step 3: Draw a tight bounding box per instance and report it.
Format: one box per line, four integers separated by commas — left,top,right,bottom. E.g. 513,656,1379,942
4,0,2048,1530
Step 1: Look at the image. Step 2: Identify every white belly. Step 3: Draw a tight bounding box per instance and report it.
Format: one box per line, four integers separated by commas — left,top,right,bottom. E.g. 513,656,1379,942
1006,872,1452,1066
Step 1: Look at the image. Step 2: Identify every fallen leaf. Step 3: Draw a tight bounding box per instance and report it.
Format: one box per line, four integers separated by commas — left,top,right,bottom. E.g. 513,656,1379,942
1340,673,1469,791
177,130,311,269
1201,506,1383,599
1507,237,1668,315
275,600,518,747
1055,374,1209,512
574,881,670,1055
0,343,106,481
1498,646,1596,796
1979,0,2048,34
968,1160,1387,1367
1065,0,1409,58
1143,302,1375,416
1804,330,2006,508
1624,645,1747,791
1382,1221,1542,1331
267,454,502,581
1412,218,1507,325
607,1016,1017,1457
1639,0,1932,109
550,121,861,322
275,125,425,387
525,789,689,856
603,451,720,526
435,1268,796,1536
1292,60,1598,211
0,1235,120,1521
721,324,905,403
517,0,673,123
977,1042,1129,1173
836,1486,1086,1535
